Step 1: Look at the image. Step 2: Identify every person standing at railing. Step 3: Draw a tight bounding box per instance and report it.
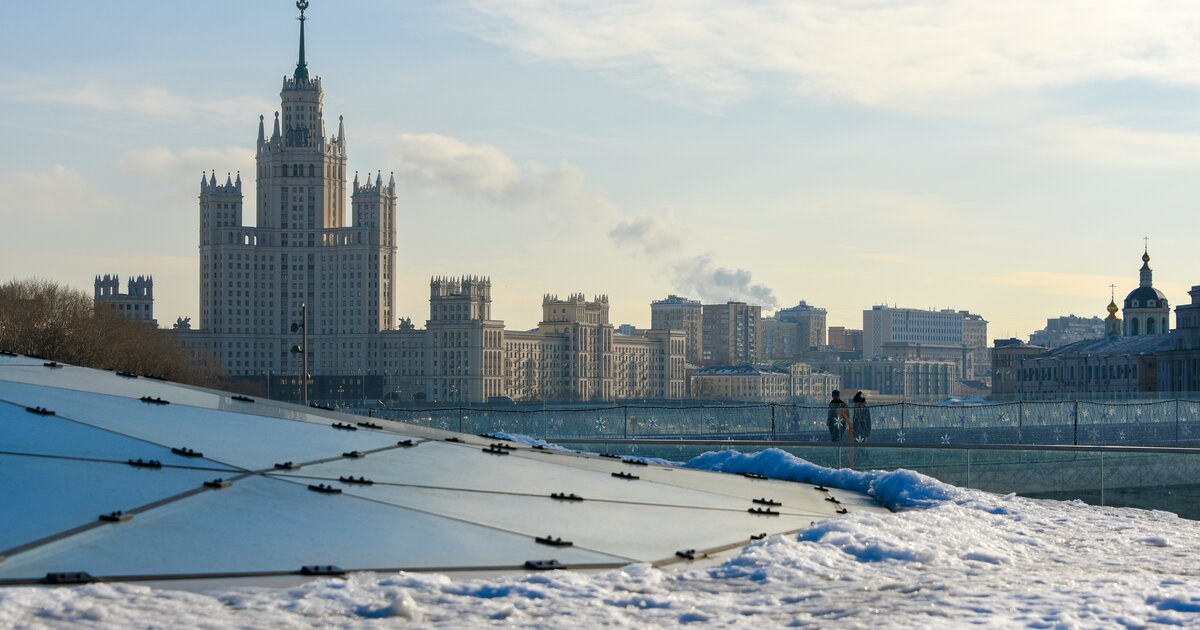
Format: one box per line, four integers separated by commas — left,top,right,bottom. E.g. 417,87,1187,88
852,391,872,442
827,390,850,441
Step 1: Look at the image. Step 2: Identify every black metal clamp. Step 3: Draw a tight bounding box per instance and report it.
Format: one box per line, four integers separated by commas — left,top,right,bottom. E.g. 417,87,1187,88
99,511,132,523
523,560,565,571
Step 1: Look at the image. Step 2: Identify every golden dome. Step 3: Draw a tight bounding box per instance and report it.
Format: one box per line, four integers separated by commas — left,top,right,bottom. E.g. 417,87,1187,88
1107,300,1119,315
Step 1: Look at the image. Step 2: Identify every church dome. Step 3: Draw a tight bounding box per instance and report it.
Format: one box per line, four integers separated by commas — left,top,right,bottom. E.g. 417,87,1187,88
1124,246,1168,310
1124,286,1167,309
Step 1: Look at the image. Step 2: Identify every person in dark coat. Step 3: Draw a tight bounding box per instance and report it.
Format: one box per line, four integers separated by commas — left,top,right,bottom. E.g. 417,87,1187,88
827,390,849,442
852,391,872,441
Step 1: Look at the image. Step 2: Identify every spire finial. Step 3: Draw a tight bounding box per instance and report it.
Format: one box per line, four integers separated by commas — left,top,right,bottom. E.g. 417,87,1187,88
293,1,310,82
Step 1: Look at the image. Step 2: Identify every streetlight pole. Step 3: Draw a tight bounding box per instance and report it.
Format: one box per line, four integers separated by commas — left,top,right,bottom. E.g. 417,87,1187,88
291,304,309,407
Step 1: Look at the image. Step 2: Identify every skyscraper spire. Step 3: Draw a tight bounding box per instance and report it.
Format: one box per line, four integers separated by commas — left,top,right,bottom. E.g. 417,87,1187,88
293,1,310,82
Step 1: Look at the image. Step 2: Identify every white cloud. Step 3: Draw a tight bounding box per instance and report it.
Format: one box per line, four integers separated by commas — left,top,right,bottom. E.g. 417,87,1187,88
1027,116,1200,169
117,146,255,183
465,1,1200,113
0,78,271,121
673,254,778,308
386,132,616,218
0,165,115,215
609,209,685,255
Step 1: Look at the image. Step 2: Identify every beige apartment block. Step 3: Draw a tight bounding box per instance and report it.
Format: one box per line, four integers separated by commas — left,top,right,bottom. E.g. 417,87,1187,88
651,294,704,364
702,302,761,366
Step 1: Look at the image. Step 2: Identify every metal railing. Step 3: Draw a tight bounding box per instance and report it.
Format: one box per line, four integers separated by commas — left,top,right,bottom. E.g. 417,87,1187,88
359,399,1200,447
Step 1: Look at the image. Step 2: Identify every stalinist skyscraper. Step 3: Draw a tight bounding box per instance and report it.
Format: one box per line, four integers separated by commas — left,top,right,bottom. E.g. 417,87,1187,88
179,2,685,403
194,1,396,390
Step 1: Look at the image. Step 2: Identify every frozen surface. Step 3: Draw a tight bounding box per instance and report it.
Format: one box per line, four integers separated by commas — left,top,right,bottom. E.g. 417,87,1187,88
5,450,1200,628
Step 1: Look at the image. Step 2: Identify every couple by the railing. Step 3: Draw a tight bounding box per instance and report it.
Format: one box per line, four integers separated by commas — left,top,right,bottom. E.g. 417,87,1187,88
826,390,873,443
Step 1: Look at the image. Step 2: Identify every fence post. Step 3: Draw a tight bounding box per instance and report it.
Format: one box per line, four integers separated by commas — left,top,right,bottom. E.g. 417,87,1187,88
1176,399,1181,445
900,402,906,433
1073,400,1079,446
623,405,629,439
458,407,464,433
770,404,777,441
1017,402,1024,444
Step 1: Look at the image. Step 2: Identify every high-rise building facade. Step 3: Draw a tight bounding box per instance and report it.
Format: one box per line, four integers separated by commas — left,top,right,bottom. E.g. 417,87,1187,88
175,6,685,403
650,295,703,364
195,3,395,383
759,300,827,361
862,305,988,379
701,302,761,365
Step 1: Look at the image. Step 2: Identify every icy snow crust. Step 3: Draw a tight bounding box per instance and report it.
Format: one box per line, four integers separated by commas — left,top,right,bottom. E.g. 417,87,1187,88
4,449,1200,628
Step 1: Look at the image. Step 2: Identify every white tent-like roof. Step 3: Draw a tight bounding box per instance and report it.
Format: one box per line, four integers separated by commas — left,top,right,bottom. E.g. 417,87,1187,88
0,354,883,587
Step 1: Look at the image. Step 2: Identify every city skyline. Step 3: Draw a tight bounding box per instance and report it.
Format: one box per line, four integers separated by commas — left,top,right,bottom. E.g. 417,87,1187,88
5,2,1200,339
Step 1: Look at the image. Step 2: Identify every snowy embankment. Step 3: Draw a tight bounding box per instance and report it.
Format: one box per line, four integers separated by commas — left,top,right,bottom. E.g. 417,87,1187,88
4,448,1200,628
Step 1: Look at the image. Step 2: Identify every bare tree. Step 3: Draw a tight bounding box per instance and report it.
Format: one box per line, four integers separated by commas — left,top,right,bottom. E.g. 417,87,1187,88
0,277,228,389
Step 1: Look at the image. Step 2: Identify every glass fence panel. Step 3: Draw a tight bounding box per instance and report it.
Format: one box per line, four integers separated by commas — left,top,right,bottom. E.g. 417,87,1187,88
557,441,1200,520
1077,401,1176,445
371,399,1200,447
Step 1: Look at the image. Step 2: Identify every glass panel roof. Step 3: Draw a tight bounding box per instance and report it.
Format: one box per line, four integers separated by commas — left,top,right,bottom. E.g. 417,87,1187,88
0,357,885,583
544,452,840,508
296,481,826,562
0,455,221,553
0,381,408,471
0,403,237,470
0,355,53,367
0,476,628,579
0,362,341,424
293,441,811,511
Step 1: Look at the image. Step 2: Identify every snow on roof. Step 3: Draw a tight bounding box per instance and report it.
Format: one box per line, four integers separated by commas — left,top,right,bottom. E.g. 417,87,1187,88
0,354,883,586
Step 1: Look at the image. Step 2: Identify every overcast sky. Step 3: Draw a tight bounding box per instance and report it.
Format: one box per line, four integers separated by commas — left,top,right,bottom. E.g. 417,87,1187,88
4,1,1200,339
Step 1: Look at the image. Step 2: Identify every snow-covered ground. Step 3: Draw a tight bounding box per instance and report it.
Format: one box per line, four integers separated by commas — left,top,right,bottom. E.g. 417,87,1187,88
4,448,1200,628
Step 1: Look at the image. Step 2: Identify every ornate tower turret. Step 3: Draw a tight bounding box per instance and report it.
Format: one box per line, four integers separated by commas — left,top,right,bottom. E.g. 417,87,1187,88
1105,286,1122,337
253,0,347,230
1123,244,1170,336
198,171,243,246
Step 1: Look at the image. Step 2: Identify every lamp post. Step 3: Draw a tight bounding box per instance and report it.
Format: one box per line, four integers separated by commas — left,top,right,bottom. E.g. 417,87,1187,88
290,303,308,406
